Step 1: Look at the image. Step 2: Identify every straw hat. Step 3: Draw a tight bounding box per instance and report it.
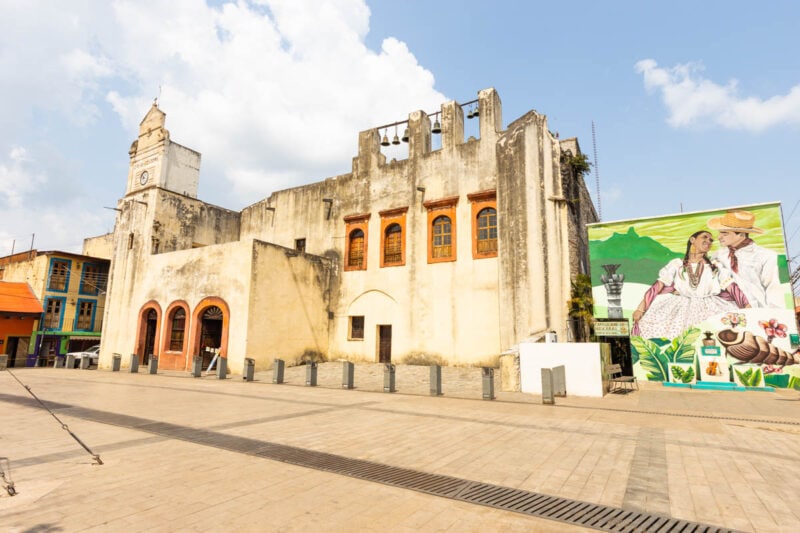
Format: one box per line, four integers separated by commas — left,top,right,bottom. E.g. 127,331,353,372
707,210,764,234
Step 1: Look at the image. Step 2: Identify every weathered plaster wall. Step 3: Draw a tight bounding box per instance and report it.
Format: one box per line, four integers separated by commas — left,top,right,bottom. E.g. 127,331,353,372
152,189,241,253
245,241,331,370
163,142,200,198
83,232,114,259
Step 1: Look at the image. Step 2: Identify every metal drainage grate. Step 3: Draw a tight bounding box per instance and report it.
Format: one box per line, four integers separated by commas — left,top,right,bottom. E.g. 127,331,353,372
0,393,740,532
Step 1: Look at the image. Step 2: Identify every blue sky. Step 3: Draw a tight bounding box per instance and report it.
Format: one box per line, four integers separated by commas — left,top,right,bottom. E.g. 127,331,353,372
1,1,799,274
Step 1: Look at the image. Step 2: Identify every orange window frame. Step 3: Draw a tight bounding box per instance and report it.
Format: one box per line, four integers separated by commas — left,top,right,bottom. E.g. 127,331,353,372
344,213,370,272
379,207,408,268
468,190,497,259
424,196,458,264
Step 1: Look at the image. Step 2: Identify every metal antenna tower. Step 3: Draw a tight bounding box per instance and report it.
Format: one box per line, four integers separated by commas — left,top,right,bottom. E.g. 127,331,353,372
591,121,602,221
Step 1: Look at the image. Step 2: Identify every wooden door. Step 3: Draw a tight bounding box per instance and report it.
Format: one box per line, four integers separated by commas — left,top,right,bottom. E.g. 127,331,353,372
378,325,392,363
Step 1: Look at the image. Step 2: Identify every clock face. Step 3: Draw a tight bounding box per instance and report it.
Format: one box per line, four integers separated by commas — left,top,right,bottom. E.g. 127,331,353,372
139,171,149,185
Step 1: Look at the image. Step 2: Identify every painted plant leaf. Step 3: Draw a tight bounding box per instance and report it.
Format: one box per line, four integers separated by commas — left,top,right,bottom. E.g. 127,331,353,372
632,336,668,381
735,367,762,387
664,327,700,363
788,376,800,391
670,365,685,381
682,367,695,383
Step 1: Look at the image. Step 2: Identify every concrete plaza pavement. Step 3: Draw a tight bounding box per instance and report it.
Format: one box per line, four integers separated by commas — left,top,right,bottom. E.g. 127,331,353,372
1,365,799,532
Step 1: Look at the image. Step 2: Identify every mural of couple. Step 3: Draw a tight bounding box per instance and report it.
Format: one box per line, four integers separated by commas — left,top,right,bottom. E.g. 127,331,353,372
588,202,800,389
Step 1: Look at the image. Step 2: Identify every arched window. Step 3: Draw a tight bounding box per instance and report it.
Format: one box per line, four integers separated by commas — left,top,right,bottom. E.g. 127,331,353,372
432,216,452,258
383,223,402,265
348,229,365,268
169,308,186,351
476,207,497,254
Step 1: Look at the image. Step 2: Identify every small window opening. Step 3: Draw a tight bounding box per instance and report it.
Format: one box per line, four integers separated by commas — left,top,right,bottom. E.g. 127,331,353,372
350,316,365,340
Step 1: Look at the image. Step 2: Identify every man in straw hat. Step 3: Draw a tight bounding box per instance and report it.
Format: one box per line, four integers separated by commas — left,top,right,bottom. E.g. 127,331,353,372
708,209,783,308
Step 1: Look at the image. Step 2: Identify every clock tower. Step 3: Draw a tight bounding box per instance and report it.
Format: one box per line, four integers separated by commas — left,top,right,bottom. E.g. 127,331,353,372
125,102,200,198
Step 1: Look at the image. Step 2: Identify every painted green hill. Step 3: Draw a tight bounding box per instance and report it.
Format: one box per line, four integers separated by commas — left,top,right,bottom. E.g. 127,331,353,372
589,227,681,285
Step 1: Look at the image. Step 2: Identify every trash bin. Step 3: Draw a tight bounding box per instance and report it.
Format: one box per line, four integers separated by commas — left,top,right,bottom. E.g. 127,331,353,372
148,355,158,375
191,355,202,378
80,355,91,370
112,354,121,372
481,367,495,400
383,363,396,393
243,358,255,381
342,361,354,389
306,362,317,386
430,364,442,396
129,353,139,373
66,354,76,369
273,359,285,384
541,368,555,405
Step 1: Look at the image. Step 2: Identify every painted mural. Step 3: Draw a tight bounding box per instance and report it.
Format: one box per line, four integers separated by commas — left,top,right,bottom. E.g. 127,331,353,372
588,202,800,389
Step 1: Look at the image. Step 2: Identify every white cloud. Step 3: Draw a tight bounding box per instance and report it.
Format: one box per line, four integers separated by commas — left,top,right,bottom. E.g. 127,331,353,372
0,146,45,208
635,59,800,132
0,0,446,251
103,0,445,200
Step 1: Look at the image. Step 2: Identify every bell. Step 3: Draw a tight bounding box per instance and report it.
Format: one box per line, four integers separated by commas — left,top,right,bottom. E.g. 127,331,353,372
381,132,390,146
431,119,441,134
467,108,474,119
472,105,479,117
401,128,409,143
392,133,401,145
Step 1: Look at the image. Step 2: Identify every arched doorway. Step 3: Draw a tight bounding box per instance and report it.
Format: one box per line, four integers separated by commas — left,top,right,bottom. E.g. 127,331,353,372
135,302,161,365
199,305,223,369
143,309,158,364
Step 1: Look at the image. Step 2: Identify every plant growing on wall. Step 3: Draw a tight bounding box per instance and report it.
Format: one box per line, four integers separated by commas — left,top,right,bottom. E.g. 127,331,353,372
568,273,594,341
631,327,701,381
564,152,592,176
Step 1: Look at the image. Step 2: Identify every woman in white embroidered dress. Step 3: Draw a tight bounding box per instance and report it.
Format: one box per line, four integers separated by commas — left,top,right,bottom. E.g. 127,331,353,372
632,230,749,339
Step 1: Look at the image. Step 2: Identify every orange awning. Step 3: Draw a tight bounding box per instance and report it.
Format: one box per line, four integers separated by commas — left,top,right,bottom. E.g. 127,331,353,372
0,282,44,315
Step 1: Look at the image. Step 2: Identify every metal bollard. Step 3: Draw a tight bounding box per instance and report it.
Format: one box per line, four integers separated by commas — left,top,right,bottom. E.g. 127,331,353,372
306,362,318,386
54,356,64,369
129,354,139,373
482,367,495,400
80,355,91,370
541,368,555,405
191,355,202,378
342,361,354,389
216,356,227,379
66,354,75,369
273,359,285,384
243,358,255,381
112,353,121,371
552,365,566,397
148,355,158,375
383,363,396,393
430,364,442,396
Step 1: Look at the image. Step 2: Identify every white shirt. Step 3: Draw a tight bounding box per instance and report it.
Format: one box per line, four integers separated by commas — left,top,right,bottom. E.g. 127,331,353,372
712,242,783,308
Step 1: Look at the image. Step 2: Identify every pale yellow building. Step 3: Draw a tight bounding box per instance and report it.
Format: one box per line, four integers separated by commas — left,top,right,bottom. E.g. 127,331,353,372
91,88,597,374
